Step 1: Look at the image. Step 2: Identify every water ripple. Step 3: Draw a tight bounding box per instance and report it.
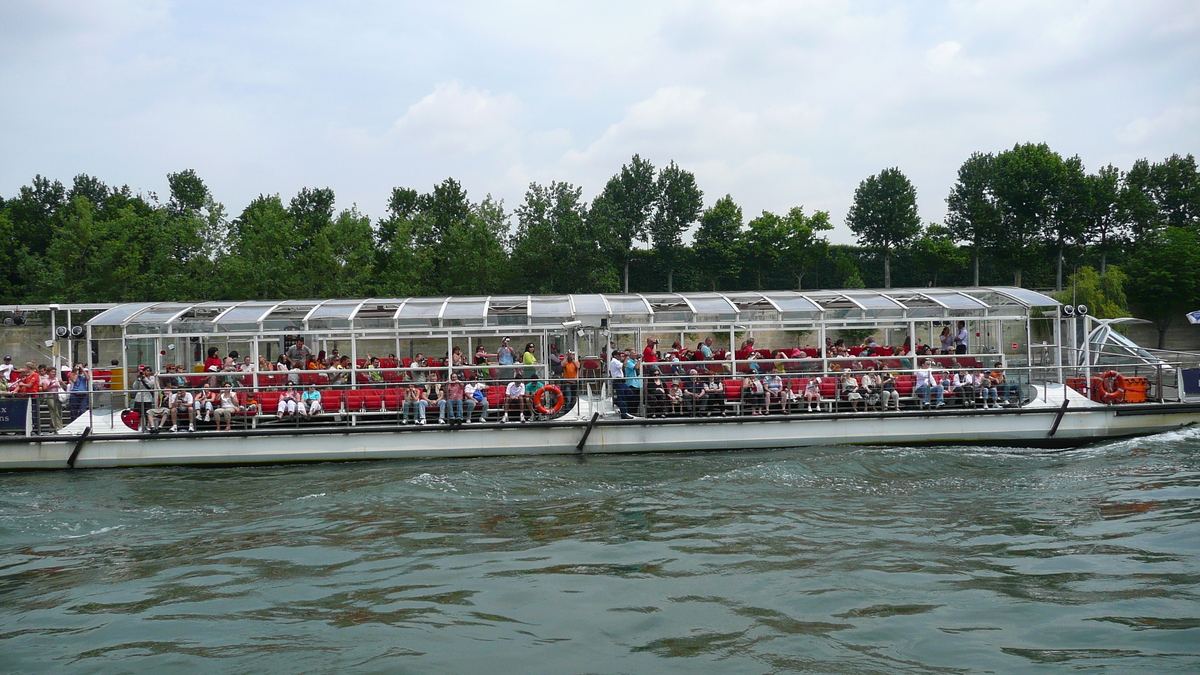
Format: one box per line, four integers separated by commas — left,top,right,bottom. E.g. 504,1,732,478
2,431,1199,672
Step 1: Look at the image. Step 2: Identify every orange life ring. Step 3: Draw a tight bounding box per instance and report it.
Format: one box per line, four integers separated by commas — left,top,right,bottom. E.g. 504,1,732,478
1099,370,1125,403
534,384,564,414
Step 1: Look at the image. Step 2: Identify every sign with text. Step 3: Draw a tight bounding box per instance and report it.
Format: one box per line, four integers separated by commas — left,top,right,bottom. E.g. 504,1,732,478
0,399,31,435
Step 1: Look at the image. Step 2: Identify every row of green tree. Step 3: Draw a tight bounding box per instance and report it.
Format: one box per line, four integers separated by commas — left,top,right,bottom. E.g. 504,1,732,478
0,145,1197,342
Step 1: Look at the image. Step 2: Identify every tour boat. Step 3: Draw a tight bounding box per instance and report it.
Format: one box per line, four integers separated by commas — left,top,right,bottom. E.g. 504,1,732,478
1,287,1198,470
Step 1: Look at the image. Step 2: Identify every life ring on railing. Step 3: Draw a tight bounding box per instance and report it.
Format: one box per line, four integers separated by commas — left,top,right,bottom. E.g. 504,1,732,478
1099,370,1125,403
534,385,564,414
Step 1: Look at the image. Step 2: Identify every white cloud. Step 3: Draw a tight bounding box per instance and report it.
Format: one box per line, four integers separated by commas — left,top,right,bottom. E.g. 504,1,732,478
0,0,1197,250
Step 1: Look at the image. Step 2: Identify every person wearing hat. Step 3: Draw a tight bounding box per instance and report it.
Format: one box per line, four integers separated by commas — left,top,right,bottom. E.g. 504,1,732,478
1,356,14,384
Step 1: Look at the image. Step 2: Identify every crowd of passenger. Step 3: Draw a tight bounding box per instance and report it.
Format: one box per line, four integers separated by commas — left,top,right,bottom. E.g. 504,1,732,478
4,323,1023,436
2,355,93,432
600,331,1021,419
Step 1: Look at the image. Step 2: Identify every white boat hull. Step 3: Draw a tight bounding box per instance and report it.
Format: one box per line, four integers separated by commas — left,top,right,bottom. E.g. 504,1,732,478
2,401,1197,470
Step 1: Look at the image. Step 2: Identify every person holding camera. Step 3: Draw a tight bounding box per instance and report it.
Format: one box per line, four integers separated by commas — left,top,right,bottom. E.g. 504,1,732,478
133,366,156,431
168,384,195,432
642,337,659,369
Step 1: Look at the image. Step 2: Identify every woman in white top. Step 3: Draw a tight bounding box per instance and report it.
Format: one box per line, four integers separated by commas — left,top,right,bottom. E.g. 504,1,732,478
802,377,823,412
214,383,239,431
859,371,880,411
938,327,954,354
840,373,862,412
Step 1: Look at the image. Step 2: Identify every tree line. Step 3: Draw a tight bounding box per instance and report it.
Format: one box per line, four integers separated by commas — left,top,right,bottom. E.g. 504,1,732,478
0,145,1197,343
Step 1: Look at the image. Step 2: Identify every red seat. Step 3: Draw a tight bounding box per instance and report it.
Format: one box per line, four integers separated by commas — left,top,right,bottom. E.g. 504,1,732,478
486,384,504,407
363,391,383,411
320,389,342,411
722,379,743,401
383,370,403,383
381,389,402,411
258,391,282,414
819,377,838,398
849,347,864,356
380,358,398,369
401,357,413,368
345,391,364,411
896,375,916,396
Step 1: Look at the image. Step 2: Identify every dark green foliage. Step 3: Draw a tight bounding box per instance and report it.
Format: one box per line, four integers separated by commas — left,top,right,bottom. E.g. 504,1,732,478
845,167,921,287
0,147,1196,333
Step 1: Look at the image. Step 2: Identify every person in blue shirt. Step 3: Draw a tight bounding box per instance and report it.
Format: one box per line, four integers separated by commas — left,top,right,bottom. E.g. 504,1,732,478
623,351,642,415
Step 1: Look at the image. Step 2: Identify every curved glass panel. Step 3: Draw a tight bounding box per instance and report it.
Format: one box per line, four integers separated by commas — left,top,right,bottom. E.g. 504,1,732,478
88,302,159,326
570,295,609,316
214,302,279,325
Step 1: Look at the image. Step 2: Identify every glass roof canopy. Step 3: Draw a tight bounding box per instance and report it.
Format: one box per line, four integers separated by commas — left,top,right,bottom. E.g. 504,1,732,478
88,288,1058,332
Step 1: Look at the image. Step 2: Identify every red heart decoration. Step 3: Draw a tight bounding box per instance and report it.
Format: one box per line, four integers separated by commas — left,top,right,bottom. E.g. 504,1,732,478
120,409,140,431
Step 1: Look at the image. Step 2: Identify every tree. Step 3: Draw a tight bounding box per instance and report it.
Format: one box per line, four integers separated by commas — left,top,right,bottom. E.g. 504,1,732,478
649,161,703,292
990,143,1065,286
912,224,969,286
778,207,832,290
693,195,743,291
1125,227,1200,348
1148,153,1200,231
845,167,921,287
742,211,782,289
374,187,432,296
945,152,999,286
591,154,658,292
1044,154,1089,291
1053,266,1128,320
1085,165,1126,274
511,181,613,293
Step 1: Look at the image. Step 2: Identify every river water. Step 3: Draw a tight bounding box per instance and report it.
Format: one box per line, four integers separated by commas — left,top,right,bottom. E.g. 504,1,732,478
2,429,1199,673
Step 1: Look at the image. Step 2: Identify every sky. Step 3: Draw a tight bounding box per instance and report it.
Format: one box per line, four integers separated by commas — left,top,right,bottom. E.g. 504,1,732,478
1,0,1198,244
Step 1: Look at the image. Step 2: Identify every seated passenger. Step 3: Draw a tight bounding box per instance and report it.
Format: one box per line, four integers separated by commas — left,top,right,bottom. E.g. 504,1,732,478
666,379,683,415
744,376,767,415
878,370,900,411
503,379,525,423
914,359,945,407
523,376,545,421
146,380,173,432
682,370,704,415
367,356,383,384
302,384,322,416
859,370,880,411
840,372,863,412
278,386,300,417
645,375,668,418
402,384,428,424
169,386,195,432
703,377,724,416
990,363,1019,405
440,372,466,424
802,377,823,412
464,380,487,422
196,383,216,421
764,373,784,413
214,382,239,431
949,370,974,407
974,370,998,408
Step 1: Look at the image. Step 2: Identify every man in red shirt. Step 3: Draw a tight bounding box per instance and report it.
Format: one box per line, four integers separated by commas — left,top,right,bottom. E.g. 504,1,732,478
642,338,659,365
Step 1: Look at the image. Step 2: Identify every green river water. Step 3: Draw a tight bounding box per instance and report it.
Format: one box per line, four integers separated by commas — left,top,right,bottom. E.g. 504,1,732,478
2,429,1199,673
